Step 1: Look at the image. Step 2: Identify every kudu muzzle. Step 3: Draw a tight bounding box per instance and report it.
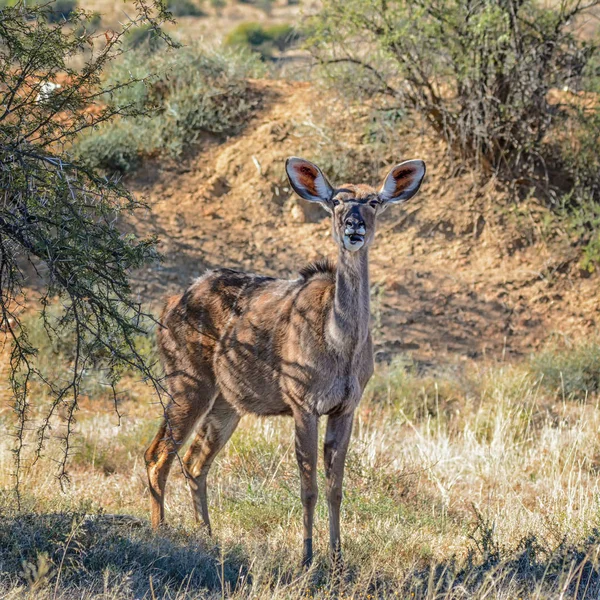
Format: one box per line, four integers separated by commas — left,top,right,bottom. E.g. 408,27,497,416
342,206,366,252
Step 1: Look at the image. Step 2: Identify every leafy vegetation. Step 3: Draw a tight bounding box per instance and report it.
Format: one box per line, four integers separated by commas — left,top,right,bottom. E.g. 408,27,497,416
311,0,597,176
0,0,172,489
123,23,166,52
225,22,300,59
532,338,600,399
166,0,205,17
310,0,600,263
236,0,274,15
75,45,264,173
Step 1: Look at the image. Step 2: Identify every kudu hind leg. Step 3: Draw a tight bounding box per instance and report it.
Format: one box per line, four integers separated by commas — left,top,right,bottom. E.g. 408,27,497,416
183,397,240,534
324,411,354,565
145,375,216,529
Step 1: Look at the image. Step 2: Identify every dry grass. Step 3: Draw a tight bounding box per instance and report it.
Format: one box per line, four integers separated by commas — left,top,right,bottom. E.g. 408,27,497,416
2,330,600,598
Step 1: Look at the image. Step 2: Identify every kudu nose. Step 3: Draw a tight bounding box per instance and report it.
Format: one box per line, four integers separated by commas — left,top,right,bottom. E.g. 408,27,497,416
344,217,366,235
345,217,365,229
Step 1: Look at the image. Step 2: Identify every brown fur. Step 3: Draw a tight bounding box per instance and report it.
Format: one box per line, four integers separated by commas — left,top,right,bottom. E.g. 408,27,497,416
145,157,425,566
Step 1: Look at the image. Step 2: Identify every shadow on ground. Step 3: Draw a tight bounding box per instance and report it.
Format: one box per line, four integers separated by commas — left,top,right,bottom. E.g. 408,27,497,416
1,512,600,598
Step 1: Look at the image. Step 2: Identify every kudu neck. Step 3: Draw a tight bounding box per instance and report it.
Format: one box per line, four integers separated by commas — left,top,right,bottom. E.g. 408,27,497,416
327,247,370,353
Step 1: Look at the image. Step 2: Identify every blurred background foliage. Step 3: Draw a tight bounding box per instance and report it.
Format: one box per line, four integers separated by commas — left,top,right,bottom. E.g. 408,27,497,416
308,0,600,263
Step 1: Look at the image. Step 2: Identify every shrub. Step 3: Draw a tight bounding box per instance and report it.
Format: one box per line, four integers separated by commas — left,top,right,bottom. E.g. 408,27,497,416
75,45,264,172
310,0,600,265
43,0,77,22
225,22,299,58
531,339,600,400
75,120,144,174
167,0,205,17
0,0,171,483
267,23,300,51
311,3,598,182
225,22,271,49
124,24,165,52
209,0,226,11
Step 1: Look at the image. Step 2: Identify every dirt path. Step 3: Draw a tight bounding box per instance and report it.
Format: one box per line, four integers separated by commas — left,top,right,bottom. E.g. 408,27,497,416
128,79,600,365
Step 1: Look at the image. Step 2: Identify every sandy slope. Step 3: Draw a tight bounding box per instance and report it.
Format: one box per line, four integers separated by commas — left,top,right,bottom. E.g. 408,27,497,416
127,79,600,365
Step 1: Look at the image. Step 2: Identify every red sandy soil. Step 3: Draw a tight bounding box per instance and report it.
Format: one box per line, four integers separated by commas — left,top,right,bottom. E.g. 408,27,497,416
126,79,600,366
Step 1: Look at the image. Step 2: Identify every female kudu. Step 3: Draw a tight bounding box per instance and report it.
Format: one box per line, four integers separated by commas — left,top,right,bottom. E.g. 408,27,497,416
145,157,426,566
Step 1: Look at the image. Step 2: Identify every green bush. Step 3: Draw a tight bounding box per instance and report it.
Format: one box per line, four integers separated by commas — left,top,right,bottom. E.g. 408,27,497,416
167,0,205,17
267,23,300,51
226,22,271,48
75,44,264,173
311,1,597,175
75,121,144,174
235,0,276,14
225,22,300,58
44,0,77,22
0,0,76,15
310,0,600,266
124,24,165,53
74,11,101,36
531,339,600,400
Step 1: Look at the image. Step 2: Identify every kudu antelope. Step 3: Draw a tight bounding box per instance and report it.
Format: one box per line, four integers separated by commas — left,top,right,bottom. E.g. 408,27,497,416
145,157,426,565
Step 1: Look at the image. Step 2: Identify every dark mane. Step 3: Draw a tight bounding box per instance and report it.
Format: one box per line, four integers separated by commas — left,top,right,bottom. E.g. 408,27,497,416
298,259,336,280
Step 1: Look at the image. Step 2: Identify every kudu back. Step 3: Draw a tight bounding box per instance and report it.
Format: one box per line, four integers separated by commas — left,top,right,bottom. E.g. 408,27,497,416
145,157,426,566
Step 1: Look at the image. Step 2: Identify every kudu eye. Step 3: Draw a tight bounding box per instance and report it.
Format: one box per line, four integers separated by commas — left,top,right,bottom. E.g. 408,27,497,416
331,198,340,207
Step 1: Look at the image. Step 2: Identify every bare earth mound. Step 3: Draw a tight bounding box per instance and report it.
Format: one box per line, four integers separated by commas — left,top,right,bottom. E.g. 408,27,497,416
128,79,600,365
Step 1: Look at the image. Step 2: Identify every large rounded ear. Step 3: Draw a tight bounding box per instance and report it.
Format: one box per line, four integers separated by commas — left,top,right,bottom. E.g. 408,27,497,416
285,157,334,206
379,160,426,205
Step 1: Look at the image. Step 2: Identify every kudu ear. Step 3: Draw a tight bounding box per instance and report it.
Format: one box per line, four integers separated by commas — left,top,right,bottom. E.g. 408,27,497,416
285,157,334,207
379,160,426,206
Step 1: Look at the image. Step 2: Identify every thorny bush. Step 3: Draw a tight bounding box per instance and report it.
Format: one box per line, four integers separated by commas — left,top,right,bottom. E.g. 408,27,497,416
310,0,600,206
0,0,173,496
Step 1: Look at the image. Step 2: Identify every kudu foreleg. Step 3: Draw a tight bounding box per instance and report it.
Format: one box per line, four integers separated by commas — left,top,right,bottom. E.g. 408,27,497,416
324,411,354,565
293,411,319,567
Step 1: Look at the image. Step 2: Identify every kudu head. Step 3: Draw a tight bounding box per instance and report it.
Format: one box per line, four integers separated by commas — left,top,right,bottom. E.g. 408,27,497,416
286,157,426,252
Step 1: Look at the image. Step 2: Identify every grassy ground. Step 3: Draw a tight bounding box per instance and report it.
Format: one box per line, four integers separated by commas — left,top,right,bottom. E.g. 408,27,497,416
2,334,600,598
